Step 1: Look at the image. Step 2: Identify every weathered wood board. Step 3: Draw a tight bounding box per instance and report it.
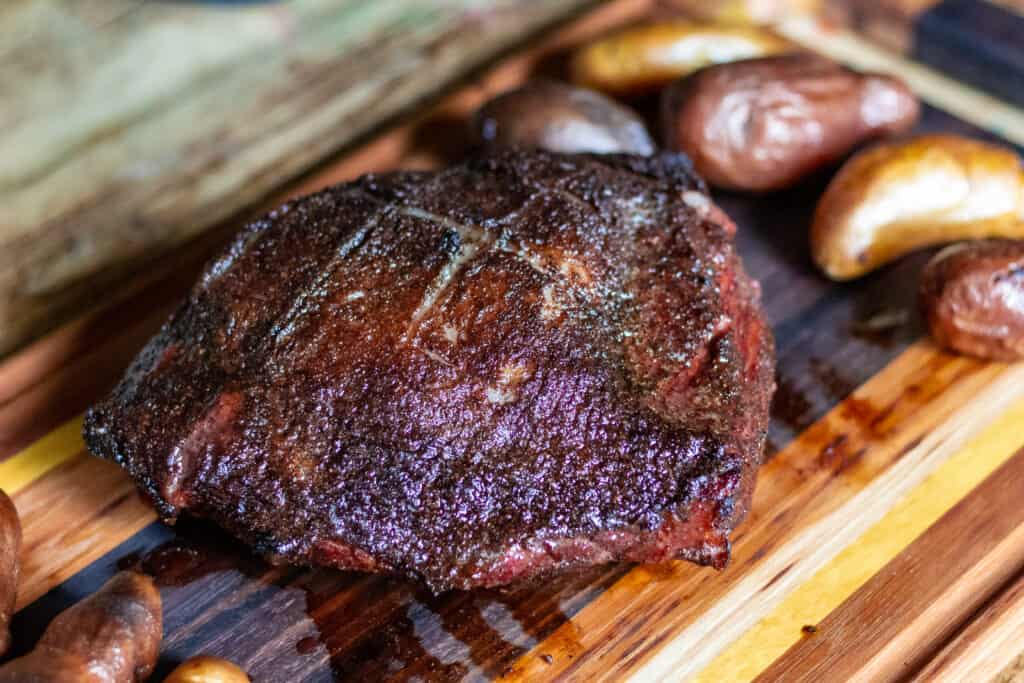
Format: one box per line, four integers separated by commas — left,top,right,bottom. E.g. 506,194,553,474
0,0,597,357
3,1,1024,681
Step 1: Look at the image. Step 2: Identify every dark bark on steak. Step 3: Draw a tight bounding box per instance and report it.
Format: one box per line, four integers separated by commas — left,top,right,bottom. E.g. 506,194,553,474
84,151,774,592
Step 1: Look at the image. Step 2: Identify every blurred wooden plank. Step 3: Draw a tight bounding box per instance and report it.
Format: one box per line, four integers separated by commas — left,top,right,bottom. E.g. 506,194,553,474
757,447,1024,682
0,0,598,357
911,571,1024,682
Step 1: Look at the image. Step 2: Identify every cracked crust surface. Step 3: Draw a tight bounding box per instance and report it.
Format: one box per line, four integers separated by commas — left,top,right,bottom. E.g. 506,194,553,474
84,151,774,591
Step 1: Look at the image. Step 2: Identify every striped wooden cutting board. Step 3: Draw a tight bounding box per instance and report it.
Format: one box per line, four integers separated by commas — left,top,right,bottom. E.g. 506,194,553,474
824,0,1024,108
4,1,1024,680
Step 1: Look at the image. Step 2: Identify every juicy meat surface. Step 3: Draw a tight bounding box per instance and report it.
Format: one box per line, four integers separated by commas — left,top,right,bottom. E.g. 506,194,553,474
84,150,775,591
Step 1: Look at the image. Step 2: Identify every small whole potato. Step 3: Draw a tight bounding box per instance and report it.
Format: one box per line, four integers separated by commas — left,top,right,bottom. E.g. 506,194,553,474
164,656,251,683
570,21,791,96
920,239,1024,361
0,571,161,683
811,134,1024,280
661,54,919,191
472,80,655,155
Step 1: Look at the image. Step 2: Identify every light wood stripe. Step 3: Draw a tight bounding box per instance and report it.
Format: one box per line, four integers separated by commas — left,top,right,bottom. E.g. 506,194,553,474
777,15,1024,146
12,453,155,609
0,415,83,495
695,398,1024,681
910,571,1024,682
503,347,1024,680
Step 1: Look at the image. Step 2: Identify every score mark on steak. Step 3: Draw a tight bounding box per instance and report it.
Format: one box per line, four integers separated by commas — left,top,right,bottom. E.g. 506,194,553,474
84,151,775,591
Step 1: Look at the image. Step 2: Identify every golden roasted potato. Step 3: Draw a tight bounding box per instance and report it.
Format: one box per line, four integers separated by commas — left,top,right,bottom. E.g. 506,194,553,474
920,239,1024,361
569,21,791,96
472,80,655,155
665,0,821,24
164,656,251,683
661,54,919,191
811,135,1024,280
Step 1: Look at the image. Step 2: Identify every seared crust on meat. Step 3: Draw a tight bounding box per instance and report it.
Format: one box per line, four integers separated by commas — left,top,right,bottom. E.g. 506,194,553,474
84,150,774,591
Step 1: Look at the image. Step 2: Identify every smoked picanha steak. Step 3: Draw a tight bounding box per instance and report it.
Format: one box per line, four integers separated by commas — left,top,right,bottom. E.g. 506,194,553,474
84,150,775,591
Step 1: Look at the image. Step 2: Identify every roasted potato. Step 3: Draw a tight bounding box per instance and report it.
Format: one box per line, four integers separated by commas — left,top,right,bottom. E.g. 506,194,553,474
570,21,791,96
920,239,1024,361
0,490,19,658
666,0,820,24
811,134,1024,280
0,571,161,683
164,656,251,683
472,80,655,155
661,54,919,191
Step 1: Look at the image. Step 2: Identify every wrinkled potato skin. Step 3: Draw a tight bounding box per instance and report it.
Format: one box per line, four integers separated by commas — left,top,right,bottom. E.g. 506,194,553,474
473,81,655,155
921,240,1024,361
570,21,791,96
164,656,251,683
0,572,161,683
661,54,919,191
811,135,1024,280
0,490,20,658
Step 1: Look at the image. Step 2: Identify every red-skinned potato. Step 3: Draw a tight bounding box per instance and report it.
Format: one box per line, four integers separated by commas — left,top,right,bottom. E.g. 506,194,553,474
472,80,655,155
661,54,919,191
0,571,161,683
0,489,20,658
811,134,1024,280
920,239,1024,361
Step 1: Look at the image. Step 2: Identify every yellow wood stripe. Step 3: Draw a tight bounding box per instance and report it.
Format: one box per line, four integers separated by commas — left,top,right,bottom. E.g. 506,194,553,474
778,16,1024,146
694,396,1024,682
0,414,84,495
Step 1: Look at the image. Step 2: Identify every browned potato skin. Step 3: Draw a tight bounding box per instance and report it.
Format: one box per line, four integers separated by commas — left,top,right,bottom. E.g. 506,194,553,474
811,134,1024,280
921,240,1024,361
570,21,791,97
472,80,655,155
164,656,251,683
0,490,20,658
661,54,919,191
0,571,161,683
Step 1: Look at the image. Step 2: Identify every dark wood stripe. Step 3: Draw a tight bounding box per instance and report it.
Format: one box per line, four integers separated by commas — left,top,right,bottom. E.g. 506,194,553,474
914,0,1024,108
